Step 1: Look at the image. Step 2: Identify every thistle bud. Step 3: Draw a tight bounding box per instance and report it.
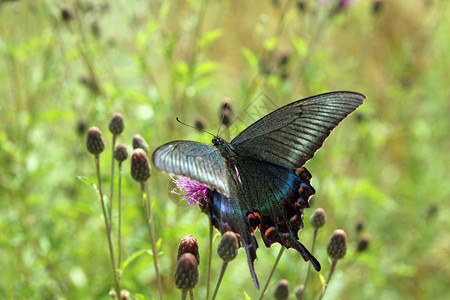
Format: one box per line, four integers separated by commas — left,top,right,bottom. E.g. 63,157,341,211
131,149,151,182
274,279,289,300
327,229,347,260
174,253,199,290
114,144,128,162
356,235,370,253
220,100,232,126
310,208,326,229
109,113,124,135
195,117,205,131
217,231,239,262
294,284,305,300
77,119,87,136
355,219,364,234
86,126,105,155
177,235,200,265
132,134,149,154
61,6,73,22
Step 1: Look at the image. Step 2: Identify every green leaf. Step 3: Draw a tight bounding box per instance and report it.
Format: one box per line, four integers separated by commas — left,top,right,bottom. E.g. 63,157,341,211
134,294,148,300
121,249,148,271
263,36,278,52
291,35,308,58
198,29,223,49
242,47,259,72
243,291,251,300
77,176,94,187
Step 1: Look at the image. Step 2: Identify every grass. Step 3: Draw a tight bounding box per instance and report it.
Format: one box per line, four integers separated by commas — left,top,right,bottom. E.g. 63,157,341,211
0,0,449,299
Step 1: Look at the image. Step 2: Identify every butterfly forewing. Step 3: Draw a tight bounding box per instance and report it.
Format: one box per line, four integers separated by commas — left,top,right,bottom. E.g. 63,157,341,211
152,141,231,196
231,91,365,169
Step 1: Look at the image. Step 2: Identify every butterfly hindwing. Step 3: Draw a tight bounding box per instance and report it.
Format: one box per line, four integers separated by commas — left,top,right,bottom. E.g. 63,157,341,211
231,91,365,169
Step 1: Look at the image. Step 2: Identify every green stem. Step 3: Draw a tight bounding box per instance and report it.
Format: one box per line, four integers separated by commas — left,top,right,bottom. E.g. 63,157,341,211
319,260,338,300
95,155,120,296
181,289,187,300
206,219,213,300
143,183,163,300
258,246,285,300
117,161,123,269
303,228,318,295
109,135,116,223
189,289,194,300
211,261,228,300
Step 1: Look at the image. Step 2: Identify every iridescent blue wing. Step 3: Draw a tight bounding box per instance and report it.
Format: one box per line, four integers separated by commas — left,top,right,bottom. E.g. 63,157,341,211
231,91,365,168
152,141,230,196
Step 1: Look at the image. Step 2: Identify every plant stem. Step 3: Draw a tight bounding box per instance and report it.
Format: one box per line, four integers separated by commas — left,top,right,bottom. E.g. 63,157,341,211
211,261,228,300
303,228,318,294
109,135,116,223
189,289,194,300
206,219,213,300
117,161,123,268
319,260,338,300
258,246,285,300
181,289,187,300
95,155,120,296
143,183,163,300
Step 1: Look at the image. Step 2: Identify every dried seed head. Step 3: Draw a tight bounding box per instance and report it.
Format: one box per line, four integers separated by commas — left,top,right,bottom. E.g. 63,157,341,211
177,235,200,265
356,235,370,253
86,126,105,155
294,284,305,300
217,231,239,262
274,279,290,300
310,207,326,229
131,149,151,182
109,113,124,135
114,144,128,162
327,229,347,260
174,253,199,290
132,134,149,154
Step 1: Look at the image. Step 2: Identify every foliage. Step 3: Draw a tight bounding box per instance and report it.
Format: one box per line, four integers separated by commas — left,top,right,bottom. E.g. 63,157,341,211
0,0,449,299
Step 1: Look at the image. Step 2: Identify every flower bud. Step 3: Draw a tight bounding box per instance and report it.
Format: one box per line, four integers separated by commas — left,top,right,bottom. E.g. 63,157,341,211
310,208,326,229
61,6,73,22
355,219,364,234
274,279,289,300
177,235,200,265
174,253,199,290
114,144,128,162
86,126,105,155
217,231,238,262
294,284,305,299
356,235,370,253
109,113,124,135
327,229,347,260
131,149,151,182
132,134,149,154
195,117,205,131
220,100,232,126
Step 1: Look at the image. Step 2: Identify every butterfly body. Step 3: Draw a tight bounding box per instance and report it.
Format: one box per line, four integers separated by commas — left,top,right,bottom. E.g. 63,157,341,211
152,91,365,288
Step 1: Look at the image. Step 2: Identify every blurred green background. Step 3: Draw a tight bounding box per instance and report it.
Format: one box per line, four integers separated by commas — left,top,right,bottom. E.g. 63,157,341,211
0,0,449,299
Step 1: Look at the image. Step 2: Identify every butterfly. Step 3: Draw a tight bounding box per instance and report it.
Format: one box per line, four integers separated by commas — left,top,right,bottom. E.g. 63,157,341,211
152,91,365,288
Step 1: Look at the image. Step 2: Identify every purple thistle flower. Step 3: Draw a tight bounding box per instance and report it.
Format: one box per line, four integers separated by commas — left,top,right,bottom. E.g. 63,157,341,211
171,176,208,207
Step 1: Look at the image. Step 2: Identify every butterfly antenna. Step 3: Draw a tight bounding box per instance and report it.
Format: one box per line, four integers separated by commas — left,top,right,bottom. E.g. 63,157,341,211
176,117,215,137
216,102,228,136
